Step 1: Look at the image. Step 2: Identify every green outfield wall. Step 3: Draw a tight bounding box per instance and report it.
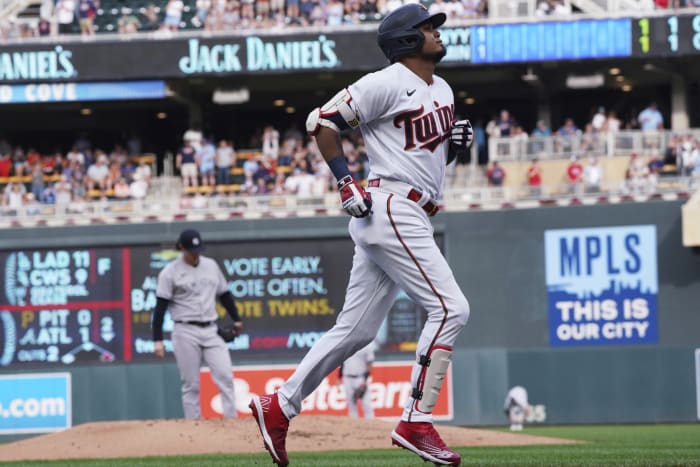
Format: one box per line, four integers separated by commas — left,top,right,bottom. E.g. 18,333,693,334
0,199,698,430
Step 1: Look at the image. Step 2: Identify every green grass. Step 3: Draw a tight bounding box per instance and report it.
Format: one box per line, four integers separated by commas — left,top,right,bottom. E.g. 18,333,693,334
4,424,700,466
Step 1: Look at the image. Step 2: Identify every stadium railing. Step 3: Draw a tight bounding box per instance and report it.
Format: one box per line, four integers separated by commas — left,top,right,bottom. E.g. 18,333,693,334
487,128,700,162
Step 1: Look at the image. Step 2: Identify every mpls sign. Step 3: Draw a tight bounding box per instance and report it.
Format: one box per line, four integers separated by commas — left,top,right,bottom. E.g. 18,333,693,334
544,225,658,346
178,36,339,74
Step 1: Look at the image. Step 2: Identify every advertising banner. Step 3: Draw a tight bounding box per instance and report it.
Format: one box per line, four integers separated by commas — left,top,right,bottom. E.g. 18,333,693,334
0,237,439,368
199,362,453,420
0,372,71,434
544,225,658,346
0,80,166,104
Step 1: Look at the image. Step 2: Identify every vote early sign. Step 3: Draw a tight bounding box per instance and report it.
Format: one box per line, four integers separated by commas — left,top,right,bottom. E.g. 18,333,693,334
544,225,658,346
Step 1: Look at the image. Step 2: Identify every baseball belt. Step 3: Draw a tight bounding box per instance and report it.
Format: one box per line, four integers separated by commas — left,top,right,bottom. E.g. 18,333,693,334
174,320,215,327
367,179,439,216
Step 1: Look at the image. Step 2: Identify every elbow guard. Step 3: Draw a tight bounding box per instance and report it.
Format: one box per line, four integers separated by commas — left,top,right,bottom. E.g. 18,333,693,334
306,88,361,136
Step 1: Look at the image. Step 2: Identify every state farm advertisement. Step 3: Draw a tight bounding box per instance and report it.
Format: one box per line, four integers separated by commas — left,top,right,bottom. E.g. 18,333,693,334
200,362,453,420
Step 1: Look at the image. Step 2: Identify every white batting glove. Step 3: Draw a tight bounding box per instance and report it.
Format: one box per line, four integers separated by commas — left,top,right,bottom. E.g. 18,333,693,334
449,119,474,149
337,175,372,218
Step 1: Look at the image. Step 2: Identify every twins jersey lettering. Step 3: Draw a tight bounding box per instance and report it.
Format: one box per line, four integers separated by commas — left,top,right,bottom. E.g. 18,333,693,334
348,62,455,200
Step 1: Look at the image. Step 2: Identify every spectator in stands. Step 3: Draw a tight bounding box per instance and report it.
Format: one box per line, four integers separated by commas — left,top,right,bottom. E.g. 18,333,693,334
253,155,277,194
3,182,26,211
71,168,87,201
604,110,622,133
134,159,152,185
55,0,76,34
140,5,161,31
198,138,217,188
66,145,86,167
30,162,45,201
566,155,584,194
647,151,664,192
242,154,260,193
114,178,131,199
579,123,601,154
0,152,11,178
176,139,198,189
87,155,110,194
583,156,603,193
625,152,648,194
680,138,699,177
222,1,241,29
495,110,515,137
530,120,550,156
284,167,316,198
486,161,506,186
41,183,56,204
129,175,149,200
26,148,41,168
261,125,280,161
163,0,185,31
510,125,528,159
12,148,27,177
107,161,123,192
55,175,73,205
591,106,606,133
216,139,235,186
192,0,211,27
556,118,579,155
78,0,98,35
42,153,59,176
664,134,681,166
38,17,51,36
526,158,542,196
24,193,41,216
287,0,301,19
638,102,663,131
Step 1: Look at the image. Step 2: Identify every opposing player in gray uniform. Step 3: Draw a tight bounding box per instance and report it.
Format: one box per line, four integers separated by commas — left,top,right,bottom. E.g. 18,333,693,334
339,342,375,418
152,229,242,419
249,4,473,466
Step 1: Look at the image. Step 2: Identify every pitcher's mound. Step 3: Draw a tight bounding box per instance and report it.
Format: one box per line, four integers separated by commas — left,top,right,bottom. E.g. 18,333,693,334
0,416,576,461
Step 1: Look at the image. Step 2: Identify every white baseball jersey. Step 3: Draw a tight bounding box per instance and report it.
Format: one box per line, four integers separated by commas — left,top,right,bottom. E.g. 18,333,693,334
348,62,455,200
504,386,529,410
156,255,228,322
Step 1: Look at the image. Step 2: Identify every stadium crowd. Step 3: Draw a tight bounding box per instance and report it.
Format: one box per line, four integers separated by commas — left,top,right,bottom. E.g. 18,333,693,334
0,0,694,40
0,138,153,214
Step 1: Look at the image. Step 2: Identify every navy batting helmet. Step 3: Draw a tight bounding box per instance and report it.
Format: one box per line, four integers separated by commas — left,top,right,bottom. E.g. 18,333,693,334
377,4,446,63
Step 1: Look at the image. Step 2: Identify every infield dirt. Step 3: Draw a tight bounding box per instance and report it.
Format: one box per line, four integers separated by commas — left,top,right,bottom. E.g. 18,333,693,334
0,416,576,461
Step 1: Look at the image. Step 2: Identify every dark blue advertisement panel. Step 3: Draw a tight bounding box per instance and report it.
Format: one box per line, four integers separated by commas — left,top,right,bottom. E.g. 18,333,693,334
545,225,658,346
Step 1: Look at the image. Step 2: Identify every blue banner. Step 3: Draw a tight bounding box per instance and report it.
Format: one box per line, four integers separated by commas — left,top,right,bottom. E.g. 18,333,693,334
0,80,166,104
544,225,658,346
0,372,71,433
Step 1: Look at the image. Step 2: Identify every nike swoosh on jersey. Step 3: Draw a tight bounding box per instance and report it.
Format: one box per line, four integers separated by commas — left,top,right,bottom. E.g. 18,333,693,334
407,89,416,96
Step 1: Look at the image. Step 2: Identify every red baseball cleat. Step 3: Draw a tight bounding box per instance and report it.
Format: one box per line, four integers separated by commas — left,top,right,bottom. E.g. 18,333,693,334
391,420,461,466
249,393,290,466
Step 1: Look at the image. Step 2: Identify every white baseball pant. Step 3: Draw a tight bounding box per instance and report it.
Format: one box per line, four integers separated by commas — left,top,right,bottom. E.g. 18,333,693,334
172,323,237,419
278,187,470,422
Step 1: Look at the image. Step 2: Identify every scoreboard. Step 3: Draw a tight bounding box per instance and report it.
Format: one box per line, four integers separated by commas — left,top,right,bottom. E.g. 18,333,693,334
441,14,700,66
0,239,435,369
0,248,128,366
633,15,700,57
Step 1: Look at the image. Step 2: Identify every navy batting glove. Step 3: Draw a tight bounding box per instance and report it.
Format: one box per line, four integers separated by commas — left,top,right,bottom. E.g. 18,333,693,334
449,119,474,149
337,175,372,218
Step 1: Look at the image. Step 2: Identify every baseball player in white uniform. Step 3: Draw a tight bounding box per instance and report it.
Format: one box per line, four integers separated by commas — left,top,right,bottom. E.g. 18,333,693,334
340,342,375,418
503,385,531,431
250,4,473,466
152,229,243,419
